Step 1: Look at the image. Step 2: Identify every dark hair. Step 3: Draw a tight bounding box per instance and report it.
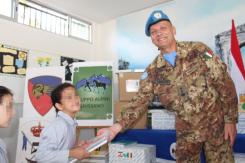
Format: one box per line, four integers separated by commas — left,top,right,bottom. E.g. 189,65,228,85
51,83,75,113
0,86,13,104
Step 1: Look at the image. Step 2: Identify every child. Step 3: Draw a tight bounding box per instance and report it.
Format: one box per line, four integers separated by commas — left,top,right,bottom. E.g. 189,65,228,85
35,83,89,163
0,86,15,163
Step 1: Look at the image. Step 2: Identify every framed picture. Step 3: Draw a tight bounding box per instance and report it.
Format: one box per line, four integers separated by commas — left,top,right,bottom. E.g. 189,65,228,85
28,50,60,68
15,118,54,163
72,62,113,126
0,43,28,75
23,67,65,118
60,56,85,81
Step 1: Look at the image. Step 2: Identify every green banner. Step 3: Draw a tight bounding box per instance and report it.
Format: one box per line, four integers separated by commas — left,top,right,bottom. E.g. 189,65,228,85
73,65,113,121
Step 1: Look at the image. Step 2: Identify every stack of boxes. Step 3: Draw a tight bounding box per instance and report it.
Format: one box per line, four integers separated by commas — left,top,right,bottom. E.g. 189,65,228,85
115,72,147,129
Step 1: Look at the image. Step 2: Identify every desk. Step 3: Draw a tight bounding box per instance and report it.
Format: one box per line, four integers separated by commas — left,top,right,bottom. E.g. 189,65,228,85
114,129,245,161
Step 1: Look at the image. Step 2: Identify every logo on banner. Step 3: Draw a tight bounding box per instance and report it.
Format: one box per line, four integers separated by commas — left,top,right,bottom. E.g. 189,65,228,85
28,76,62,116
75,74,112,93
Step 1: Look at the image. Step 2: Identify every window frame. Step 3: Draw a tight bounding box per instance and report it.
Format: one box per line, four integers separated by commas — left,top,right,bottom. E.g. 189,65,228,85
0,0,93,43
68,16,92,43
0,0,17,20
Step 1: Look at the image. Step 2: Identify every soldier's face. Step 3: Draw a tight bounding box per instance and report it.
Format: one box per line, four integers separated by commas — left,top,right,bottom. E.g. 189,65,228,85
150,21,176,50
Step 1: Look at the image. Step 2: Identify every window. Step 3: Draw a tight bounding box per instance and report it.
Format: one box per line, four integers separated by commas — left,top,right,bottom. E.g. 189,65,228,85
70,18,92,42
18,0,68,36
16,0,92,42
0,0,14,18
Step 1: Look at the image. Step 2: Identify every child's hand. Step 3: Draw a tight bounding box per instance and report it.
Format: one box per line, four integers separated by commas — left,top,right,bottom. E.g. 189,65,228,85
97,123,122,141
69,146,90,160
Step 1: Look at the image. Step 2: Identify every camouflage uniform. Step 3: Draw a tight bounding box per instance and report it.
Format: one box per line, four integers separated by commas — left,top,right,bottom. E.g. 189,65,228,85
117,41,238,163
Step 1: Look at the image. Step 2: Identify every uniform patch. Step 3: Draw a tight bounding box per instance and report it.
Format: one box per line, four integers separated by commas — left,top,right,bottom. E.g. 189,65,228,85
185,64,199,76
204,50,213,59
156,79,171,85
140,71,148,80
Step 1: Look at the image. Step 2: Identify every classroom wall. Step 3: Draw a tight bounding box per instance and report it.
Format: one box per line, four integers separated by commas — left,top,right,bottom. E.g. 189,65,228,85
95,19,120,102
0,8,121,162
0,18,99,61
0,16,101,162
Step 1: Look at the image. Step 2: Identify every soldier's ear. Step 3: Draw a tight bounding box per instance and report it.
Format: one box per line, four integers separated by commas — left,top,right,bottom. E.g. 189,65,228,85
172,25,176,35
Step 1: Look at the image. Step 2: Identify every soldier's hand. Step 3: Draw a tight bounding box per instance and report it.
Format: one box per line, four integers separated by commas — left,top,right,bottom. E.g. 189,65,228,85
224,123,237,147
97,123,122,141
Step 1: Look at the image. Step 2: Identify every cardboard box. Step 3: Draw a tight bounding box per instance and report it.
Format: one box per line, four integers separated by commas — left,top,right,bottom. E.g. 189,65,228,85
117,72,143,101
115,101,147,129
109,142,156,163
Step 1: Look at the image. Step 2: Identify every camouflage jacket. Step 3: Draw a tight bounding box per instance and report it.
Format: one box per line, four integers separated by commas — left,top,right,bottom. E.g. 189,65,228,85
117,41,238,143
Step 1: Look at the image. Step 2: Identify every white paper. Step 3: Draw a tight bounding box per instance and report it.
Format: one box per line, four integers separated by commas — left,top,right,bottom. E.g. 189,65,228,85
126,79,140,92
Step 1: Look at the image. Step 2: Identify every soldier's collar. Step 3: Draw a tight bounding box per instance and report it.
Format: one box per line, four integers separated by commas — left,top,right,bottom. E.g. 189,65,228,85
156,53,167,68
176,41,190,59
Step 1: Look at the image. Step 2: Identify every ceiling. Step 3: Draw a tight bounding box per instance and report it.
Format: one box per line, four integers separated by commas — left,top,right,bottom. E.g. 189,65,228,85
34,0,171,23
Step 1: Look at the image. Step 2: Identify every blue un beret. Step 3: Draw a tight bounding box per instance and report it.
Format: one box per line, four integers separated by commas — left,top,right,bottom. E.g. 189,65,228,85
145,10,170,36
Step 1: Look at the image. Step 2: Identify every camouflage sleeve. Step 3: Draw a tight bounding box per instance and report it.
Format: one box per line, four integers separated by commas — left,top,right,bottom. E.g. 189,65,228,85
201,43,238,123
116,69,155,131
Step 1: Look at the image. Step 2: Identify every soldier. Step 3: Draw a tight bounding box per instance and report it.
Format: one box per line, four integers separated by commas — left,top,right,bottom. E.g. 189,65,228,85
98,10,238,163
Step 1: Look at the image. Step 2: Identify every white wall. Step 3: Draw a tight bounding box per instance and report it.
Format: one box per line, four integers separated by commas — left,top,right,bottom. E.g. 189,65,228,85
0,18,99,61
95,20,120,102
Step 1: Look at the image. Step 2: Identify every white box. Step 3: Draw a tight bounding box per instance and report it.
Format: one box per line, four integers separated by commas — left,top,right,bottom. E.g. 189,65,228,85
234,153,245,163
109,142,156,163
149,109,175,130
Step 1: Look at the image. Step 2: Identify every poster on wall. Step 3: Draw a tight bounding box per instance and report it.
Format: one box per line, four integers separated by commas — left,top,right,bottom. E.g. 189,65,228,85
28,50,60,68
23,67,65,118
72,62,113,126
15,118,54,163
60,56,85,82
0,43,28,75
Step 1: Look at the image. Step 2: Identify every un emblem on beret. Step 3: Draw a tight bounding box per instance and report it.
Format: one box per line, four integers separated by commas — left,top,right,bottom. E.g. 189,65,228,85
154,12,162,19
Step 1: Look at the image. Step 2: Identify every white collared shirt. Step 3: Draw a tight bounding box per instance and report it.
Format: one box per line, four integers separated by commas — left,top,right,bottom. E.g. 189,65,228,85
0,138,8,163
35,111,77,163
